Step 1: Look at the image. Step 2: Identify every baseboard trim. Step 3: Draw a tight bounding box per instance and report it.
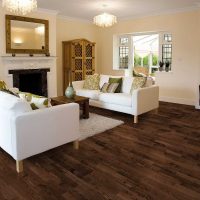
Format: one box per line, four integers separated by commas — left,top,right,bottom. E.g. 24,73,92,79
195,105,200,110
159,96,195,106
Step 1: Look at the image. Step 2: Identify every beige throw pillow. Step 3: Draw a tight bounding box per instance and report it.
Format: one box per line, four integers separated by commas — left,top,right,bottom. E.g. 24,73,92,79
131,77,147,93
83,74,100,90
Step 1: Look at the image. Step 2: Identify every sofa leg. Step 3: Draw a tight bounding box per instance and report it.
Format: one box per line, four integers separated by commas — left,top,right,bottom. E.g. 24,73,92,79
73,140,79,150
134,116,138,124
16,160,23,173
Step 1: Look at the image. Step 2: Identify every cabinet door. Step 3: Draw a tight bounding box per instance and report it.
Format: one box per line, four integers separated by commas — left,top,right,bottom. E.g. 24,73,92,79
84,42,95,78
71,41,84,81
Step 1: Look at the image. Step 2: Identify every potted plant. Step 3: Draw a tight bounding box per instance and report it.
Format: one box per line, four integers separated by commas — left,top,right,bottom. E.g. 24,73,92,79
165,61,171,72
159,61,164,71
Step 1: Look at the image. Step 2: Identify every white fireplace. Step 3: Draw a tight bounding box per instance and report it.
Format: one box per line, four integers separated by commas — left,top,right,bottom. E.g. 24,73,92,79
1,56,57,97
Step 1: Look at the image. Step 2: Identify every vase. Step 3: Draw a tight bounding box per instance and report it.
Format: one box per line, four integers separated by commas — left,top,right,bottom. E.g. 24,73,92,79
65,69,75,98
65,85,75,99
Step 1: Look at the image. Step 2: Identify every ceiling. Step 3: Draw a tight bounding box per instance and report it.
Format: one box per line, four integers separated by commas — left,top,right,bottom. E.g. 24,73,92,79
38,0,200,21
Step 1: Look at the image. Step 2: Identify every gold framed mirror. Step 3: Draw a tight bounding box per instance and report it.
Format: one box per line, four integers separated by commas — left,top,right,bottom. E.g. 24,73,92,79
6,15,49,54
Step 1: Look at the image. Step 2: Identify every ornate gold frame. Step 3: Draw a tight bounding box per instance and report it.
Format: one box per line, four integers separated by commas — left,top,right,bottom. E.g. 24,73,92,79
6,15,49,54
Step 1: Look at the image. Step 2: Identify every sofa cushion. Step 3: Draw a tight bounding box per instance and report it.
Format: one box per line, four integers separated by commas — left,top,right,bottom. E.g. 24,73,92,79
99,75,110,88
145,77,154,87
122,77,134,94
101,83,119,93
18,92,49,110
76,89,101,100
131,77,147,92
0,80,6,90
109,77,122,93
0,91,32,114
0,88,19,97
99,93,132,107
83,74,100,90
30,95,49,110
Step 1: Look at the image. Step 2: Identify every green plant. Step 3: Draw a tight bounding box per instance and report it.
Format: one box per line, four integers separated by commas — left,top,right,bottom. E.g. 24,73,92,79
134,53,142,66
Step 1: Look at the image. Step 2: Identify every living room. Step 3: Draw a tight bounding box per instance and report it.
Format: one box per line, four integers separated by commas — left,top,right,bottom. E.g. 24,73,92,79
0,0,200,199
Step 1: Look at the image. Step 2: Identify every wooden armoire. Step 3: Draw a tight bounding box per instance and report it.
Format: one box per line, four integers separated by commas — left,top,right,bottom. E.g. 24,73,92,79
63,39,95,93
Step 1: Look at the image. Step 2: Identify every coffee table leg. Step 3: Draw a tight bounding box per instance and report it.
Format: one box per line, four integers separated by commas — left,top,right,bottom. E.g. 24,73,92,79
83,100,89,119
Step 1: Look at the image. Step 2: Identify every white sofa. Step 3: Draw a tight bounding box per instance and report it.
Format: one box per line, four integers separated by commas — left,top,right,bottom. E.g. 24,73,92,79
73,75,159,123
0,91,80,173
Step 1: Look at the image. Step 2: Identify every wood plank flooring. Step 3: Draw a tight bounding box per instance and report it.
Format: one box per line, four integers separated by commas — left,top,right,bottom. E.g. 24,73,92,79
0,102,200,200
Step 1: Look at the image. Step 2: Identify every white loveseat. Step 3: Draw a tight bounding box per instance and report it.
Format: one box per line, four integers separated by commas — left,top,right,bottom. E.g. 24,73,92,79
73,75,159,123
0,91,80,173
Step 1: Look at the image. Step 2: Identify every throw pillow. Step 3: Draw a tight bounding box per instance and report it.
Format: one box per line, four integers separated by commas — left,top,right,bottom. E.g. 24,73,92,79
131,77,147,93
0,80,7,90
101,83,110,93
18,92,49,110
0,88,19,97
109,77,122,93
133,69,146,77
83,74,100,90
18,92,32,102
31,94,49,109
101,83,119,93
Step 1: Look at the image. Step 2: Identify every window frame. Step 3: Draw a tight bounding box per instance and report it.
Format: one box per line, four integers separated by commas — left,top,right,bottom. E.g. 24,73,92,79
113,32,172,72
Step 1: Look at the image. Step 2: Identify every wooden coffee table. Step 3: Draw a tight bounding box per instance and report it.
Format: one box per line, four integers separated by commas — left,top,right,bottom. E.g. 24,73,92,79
51,95,89,119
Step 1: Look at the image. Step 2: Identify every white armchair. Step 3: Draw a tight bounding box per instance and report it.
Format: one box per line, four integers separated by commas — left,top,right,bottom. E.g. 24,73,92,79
0,91,80,173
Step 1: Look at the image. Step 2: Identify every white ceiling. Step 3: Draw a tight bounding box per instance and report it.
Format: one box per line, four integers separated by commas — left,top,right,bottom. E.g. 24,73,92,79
38,0,200,21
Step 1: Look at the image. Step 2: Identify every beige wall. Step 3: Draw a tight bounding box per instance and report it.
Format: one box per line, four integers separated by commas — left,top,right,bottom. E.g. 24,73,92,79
95,10,200,106
0,7,199,106
0,8,57,79
56,17,97,95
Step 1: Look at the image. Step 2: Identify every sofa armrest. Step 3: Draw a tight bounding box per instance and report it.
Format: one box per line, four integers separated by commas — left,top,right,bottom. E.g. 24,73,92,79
72,80,84,91
11,103,80,160
132,85,159,116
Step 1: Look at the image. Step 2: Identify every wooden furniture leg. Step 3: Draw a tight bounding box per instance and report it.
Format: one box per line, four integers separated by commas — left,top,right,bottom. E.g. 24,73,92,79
134,116,138,124
73,140,79,150
16,160,23,173
82,100,89,119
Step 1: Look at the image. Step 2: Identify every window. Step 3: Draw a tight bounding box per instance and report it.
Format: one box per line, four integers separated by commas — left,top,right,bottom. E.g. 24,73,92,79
119,37,129,69
162,33,172,65
162,44,172,63
113,32,172,73
164,34,172,42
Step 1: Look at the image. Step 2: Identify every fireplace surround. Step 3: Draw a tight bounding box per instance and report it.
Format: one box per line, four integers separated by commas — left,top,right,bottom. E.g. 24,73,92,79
1,56,57,97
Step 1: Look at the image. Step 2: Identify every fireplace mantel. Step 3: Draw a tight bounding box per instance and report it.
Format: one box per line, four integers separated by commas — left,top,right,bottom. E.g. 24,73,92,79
1,56,57,61
1,55,57,97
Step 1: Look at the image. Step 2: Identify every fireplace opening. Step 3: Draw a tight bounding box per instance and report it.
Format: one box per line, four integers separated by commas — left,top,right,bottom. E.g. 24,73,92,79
9,68,50,97
19,73,43,96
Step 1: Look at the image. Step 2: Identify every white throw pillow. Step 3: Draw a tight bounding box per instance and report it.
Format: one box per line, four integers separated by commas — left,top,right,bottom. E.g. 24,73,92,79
99,75,110,89
122,77,134,94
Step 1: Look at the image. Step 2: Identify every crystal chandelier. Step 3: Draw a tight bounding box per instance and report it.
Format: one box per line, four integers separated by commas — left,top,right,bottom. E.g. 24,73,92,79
2,0,37,16
93,12,117,28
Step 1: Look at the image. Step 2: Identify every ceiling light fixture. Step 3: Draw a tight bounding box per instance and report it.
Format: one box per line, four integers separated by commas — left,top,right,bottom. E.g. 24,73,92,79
93,5,117,28
2,0,37,16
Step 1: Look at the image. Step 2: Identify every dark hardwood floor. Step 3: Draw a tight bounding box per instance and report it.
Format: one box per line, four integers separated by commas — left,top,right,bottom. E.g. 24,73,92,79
0,102,200,200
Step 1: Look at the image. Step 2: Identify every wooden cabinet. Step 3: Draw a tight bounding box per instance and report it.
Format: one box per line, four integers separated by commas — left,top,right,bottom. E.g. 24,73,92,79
63,39,95,93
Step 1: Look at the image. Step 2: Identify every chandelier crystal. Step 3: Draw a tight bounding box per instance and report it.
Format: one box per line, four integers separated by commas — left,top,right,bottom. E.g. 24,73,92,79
2,0,37,16
93,12,117,28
